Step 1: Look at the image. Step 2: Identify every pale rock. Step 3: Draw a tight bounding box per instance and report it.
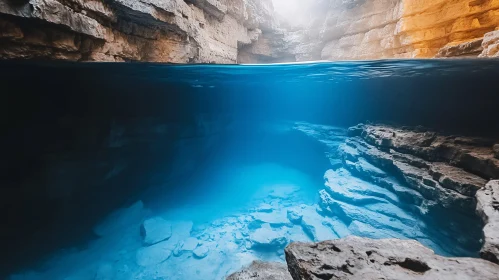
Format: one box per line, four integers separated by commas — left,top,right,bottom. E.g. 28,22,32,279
193,245,210,259
249,227,287,250
286,208,302,224
476,180,499,263
136,242,172,266
285,237,499,279
140,217,172,246
226,261,292,280
299,206,339,242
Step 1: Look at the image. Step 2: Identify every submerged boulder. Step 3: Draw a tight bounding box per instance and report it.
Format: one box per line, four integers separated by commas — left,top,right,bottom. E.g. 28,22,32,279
286,208,303,224
136,242,173,266
140,217,172,246
249,227,287,250
193,245,210,259
285,237,499,279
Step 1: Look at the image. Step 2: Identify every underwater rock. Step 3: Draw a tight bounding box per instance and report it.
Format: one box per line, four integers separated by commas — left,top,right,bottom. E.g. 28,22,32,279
357,124,499,179
286,208,303,224
193,245,210,259
0,0,287,63
429,163,486,197
226,261,292,280
182,237,200,251
299,206,339,242
249,227,287,250
136,242,173,266
285,236,499,280
250,210,292,229
476,180,499,264
174,237,199,256
140,217,173,246
256,203,273,213
339,134,479,213
494,144,499,159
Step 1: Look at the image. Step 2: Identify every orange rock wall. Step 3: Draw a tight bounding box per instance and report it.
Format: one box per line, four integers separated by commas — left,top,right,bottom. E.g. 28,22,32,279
319,0,499,60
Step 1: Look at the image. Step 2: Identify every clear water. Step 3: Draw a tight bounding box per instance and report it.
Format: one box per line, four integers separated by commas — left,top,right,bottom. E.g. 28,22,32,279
2,60,499,279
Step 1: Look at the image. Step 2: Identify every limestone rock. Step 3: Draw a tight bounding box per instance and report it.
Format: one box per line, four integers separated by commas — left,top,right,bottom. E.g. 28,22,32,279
193,245,210,259
429,163,487,197
356,124,499,179
480,30,499,58
226,261,292,280
250,227,287,250
0,0,289,63
285,237,499,279
140,217,172,246
174,237,199,256
476,180,499,263
136,242,172,266
286,208,303,224
299,206,338,242
435,39,484,58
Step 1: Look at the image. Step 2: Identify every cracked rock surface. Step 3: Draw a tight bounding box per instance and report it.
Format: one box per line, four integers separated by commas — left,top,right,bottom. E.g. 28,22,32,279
285,237,499,280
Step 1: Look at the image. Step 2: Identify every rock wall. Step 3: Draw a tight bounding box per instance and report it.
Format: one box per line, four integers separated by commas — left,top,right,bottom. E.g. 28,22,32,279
228,123,499,279
2,0,499,62
285,0,499,60
0,0,282,62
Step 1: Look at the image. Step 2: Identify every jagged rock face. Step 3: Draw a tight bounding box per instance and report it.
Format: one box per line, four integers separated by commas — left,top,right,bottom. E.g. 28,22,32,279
0,0,281,63
226,261,292,280
285,237,499,280
283,0,499,61
3,0,499,62
476,180,499,263
228,123,499,279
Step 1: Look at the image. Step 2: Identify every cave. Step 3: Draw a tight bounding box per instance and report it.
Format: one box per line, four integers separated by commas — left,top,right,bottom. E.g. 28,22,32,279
2,0,499,279
2,59,499,279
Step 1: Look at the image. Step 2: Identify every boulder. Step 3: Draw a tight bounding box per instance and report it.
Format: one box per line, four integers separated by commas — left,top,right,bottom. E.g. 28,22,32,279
249,227,287,250
173,237,199,256
285,237,499,279
286,208,303,224
193,245,210,259
226,261,292,280
136,242,172,266
140,217,172,246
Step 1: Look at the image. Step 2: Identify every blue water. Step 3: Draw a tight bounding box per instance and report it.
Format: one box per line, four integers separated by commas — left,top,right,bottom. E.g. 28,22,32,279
2,60,499,279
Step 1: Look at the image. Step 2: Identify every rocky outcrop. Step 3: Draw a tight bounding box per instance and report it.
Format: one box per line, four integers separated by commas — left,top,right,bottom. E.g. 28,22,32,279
280,0,499,60
229,123,499,279
0,0,286,62
284,237,499,280
476,180,499,263
226,261,292,280
3,0,499,62
479,30,499,58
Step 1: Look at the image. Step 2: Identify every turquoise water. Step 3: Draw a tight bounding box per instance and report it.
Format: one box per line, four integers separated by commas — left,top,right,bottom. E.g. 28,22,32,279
2,60,499,279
